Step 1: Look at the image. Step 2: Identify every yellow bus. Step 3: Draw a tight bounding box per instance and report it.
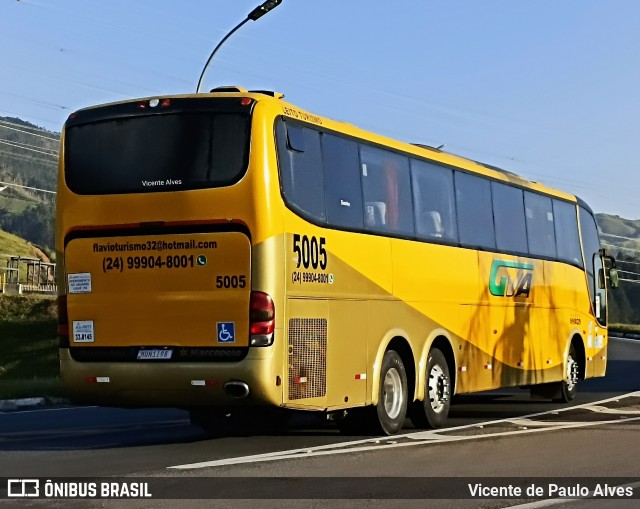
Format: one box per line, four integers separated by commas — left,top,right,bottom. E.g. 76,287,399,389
56,86,617,435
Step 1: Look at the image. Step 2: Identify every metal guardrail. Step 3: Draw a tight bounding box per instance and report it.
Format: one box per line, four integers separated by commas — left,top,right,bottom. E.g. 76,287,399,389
608,329,640,340
0,255,56,295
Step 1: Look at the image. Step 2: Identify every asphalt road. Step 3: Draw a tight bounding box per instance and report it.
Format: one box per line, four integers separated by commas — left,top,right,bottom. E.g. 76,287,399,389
1,337,639,508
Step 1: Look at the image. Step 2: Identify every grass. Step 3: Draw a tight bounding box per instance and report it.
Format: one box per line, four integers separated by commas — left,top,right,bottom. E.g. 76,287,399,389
0,228,42,258
0,194,35,215
0,295,61,400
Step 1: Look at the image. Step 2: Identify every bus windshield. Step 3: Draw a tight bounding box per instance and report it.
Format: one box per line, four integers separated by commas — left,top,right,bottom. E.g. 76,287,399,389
65,111,250,195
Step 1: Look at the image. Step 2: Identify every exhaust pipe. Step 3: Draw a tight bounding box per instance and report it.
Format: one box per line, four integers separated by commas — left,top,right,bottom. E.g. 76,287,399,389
224,381,250,399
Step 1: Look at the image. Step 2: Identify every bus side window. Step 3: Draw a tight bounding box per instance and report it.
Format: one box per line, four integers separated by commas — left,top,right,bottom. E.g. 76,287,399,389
492,182,528,254
525,191,557,258
275,121,326,222
321,134,364,230
411,159,457,243
553,199,583,267
360,145,414,236
455,171,496,250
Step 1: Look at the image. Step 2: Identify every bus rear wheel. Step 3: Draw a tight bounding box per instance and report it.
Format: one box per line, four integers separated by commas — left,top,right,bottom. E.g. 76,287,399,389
410,347,450,428
374,350,408,435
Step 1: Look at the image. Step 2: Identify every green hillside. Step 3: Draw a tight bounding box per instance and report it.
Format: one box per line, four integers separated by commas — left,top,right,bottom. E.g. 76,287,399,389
595,214,640,325
0,228,47,259
0,117,57,250
597,214,640,257
597,215,639,238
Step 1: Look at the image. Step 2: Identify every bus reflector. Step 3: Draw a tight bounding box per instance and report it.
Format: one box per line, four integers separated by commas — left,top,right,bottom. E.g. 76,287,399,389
240,97,253,106
249,291,274,346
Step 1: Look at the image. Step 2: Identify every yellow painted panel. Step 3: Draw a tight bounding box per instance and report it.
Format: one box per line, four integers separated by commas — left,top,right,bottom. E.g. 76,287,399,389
65,232,251,347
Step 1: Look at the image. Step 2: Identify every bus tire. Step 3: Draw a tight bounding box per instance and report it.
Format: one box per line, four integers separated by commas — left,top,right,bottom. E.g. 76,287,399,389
374,350,408,435
553,343,579,403
410,347,450,428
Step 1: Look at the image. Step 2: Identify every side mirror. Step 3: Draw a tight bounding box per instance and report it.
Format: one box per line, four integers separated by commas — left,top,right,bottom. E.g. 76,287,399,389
599,249,619,290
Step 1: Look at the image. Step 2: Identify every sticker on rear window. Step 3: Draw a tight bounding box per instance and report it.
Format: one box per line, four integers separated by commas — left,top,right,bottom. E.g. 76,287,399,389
68,273,92,294
73,320,95,343
217,322,236,343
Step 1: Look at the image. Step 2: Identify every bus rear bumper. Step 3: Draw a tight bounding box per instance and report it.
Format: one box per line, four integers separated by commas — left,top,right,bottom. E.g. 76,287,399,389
59,348,282,408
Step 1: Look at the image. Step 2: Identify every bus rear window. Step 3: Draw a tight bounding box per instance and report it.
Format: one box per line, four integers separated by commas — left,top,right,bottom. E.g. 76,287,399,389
65,112,250,194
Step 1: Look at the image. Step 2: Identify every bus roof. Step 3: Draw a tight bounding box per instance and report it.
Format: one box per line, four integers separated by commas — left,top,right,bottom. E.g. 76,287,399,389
67,86,578,204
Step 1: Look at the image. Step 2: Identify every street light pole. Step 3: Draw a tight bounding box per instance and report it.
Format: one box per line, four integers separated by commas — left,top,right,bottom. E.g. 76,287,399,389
196,0,283,93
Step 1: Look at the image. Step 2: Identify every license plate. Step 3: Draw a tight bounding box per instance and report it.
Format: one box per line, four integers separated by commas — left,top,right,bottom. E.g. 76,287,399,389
137,349,173,360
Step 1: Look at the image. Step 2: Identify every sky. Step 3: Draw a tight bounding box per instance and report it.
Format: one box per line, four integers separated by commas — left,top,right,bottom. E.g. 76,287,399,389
1,0,639,219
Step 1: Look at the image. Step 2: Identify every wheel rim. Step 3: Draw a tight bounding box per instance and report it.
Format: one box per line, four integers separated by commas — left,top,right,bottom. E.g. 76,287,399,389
428,364,449,413
566,353,578,391
382,367,403,419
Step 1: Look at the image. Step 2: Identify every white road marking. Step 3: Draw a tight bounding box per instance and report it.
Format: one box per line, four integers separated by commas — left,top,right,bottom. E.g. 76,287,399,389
169,391,640,470
586,405,640,415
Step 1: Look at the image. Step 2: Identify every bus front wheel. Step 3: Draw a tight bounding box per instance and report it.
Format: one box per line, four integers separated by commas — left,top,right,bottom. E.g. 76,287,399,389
410,347,451,429
374,350,408,435
553,343,579,403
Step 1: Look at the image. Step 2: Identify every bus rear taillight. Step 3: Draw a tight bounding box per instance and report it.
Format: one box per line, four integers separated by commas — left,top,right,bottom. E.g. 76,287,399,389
249,291,274,347
57,295,69,347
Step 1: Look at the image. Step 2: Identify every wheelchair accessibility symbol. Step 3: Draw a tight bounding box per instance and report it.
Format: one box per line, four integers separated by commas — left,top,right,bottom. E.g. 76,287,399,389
217,322,236,343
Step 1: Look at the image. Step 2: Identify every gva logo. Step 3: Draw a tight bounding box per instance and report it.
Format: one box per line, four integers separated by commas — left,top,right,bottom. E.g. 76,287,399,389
489,260,534,298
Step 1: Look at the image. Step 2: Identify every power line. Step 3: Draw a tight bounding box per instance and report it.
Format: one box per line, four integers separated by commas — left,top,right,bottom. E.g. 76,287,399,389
0,180,55,195
0,139,57,158
0,148,57,167
616,259,640,268
0,138,57,157
601,241,640,256
618,269,640,278
619,278,640,285
600,232,640,243
0,120,59,141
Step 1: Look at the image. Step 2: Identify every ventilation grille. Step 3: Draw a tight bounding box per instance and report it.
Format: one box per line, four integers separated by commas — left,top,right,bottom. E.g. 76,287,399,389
288,318,327,400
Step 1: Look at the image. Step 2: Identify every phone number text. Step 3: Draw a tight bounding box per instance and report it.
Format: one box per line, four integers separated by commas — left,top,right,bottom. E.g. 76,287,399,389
102,255,195,272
